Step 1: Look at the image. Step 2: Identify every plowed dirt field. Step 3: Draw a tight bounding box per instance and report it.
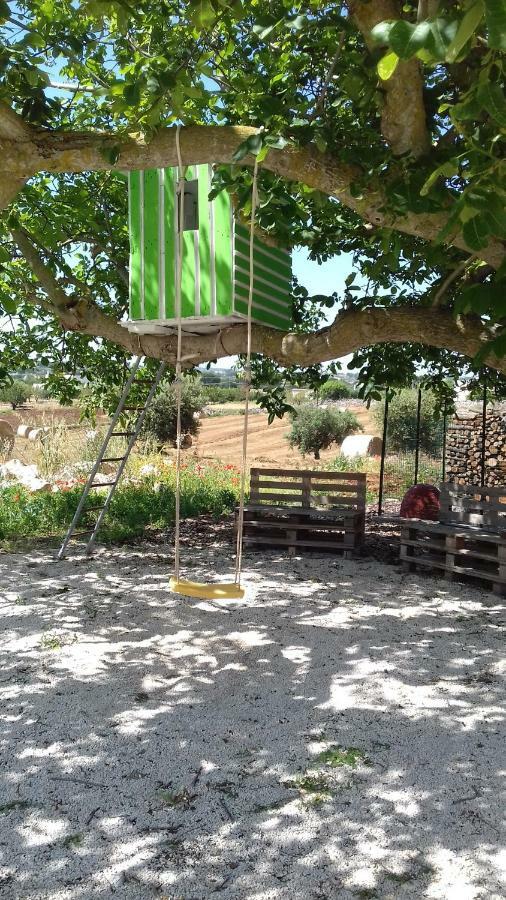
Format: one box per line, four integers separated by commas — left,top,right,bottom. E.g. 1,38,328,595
190,405,375,468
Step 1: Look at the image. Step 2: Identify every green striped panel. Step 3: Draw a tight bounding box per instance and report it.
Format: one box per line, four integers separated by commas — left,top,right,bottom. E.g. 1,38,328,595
163,168,176,319
235,283,292,322
235,271,291,310
235,258,290,296
143,169,159,320
235,223,291,276
197,165,212,316
234,296,291,329
213,178,233,317
128,171,143,320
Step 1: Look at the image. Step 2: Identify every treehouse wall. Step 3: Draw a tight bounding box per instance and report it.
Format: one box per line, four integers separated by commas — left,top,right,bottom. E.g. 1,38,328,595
127,165,292,334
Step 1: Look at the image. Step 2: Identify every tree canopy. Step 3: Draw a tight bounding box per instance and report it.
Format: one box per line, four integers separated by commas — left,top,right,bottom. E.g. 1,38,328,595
0,0,505,406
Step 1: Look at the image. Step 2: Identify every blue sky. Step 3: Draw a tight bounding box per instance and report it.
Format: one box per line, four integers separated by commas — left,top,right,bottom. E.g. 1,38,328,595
214,248,356,370
292,248,353,302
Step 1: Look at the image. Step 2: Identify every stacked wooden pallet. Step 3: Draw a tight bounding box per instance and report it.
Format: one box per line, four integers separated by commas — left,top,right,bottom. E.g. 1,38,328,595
400,483,506,595
237,468,366,557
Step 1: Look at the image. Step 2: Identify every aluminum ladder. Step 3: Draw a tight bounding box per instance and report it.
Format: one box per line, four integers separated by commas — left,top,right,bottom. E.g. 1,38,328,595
57,357,166,559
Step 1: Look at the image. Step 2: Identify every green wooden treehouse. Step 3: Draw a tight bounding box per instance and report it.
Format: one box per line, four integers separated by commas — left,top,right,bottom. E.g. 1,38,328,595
125,165,292,335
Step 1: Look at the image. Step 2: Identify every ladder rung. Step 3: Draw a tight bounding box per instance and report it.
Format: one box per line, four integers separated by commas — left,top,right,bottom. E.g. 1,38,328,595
70,529,94,537
135,378,157,385
101,457,126,463
111,431,135,437
85,505,105,512
90,481,117,488
122,406,144,411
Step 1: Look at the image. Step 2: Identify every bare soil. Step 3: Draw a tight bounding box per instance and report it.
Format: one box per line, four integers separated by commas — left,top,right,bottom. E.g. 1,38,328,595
189,405,376,469
0,401,109,429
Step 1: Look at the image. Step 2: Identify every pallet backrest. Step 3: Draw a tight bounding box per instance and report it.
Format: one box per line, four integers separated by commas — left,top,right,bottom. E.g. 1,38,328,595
440,482,506,529
249,468,367,512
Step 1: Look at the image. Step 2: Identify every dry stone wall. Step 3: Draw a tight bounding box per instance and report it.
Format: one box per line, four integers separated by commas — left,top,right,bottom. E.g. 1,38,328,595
445,411,506,486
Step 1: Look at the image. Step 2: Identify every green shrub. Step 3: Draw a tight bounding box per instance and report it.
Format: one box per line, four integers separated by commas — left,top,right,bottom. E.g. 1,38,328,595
374,388,442,454
141,377,205,445
288,405,361,459
0,380,32,409
318,379,356,401
0,461,240,543
204,385,243,404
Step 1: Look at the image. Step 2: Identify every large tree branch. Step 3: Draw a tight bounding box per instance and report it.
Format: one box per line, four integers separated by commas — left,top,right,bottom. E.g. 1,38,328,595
16,253,506,376
348,0,431,158
0,104,30,206
3,124,504,268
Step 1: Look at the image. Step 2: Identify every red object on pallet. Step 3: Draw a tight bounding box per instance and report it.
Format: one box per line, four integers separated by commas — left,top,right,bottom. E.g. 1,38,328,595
400,483,440,521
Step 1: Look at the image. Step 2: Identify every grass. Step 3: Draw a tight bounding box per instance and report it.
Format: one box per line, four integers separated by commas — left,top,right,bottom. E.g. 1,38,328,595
317,746,368,767
283,772,333,806
330,451,443,503
0,457,242,544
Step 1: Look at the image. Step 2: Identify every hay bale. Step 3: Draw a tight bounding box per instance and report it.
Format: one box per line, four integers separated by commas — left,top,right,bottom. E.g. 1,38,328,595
0,419,15,454
340,434,382,458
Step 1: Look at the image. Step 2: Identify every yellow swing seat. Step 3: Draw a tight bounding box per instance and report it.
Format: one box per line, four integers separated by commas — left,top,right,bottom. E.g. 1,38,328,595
169,577,245,600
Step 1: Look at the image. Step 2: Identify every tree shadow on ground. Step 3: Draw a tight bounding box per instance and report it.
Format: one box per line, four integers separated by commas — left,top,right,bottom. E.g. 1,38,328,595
0,533,504,899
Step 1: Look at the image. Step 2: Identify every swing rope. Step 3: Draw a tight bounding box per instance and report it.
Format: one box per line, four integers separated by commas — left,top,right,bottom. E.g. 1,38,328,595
171,125,260,598
173,124,185,582
234,154,259,584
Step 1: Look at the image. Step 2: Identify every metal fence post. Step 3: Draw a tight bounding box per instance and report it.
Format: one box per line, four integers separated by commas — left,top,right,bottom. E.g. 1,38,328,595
414,386,422,484
481,376,487,487
378,390,389,516
441,399,448,483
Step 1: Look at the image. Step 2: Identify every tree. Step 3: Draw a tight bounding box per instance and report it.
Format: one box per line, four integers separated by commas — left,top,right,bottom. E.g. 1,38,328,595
0,381,31,410
0,1,505,406
374,388,443,455
318,380,356,401
288,406,360,459
141,377,205,445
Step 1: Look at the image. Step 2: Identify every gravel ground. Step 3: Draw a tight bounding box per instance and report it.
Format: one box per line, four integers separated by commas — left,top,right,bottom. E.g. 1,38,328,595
0,532,505,900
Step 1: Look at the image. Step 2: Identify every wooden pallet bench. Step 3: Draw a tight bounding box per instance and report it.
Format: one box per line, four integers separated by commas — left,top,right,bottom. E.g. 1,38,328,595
236,468,366,557
400,483,506,595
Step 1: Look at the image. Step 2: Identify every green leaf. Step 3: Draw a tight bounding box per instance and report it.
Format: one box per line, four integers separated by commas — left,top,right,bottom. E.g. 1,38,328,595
478,81,506,127
0,0,9,20
0,246,10,263
340,73,365,102
456,281,506,316
252,22,278,41
100,143,121,164
462,214,491,250
287,15,306,30
446,0,484,62
420,160,460,195
393,20,433,58
427,18,457,59
484,0,506,49
377,51,399,80
190,0,216,29
314,134,327,154
123,81,140,105
466,191,506,237
232,132,263,162
0,293,17,314
264,134,289,150
370,21,394,45
388,20,417,59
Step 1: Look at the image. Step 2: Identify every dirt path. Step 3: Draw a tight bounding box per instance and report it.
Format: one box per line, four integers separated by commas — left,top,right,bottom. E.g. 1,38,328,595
0,538,504,899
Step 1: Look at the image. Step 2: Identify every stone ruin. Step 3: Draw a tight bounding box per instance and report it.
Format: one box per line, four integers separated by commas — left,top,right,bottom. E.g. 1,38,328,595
445,409,506,487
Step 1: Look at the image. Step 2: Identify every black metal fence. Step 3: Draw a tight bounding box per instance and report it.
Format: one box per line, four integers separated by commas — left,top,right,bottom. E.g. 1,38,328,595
376,387,493,514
